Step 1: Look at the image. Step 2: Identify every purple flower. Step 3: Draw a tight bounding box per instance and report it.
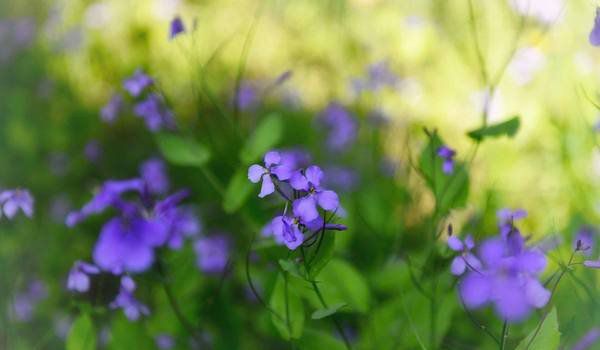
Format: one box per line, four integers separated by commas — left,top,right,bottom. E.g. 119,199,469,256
447,234,481,276
574,225,595,256
248,151,294,198
573,327,600,350
169,16,185,40
590,8,600,46
12,280,48,322
234,82,259,111
110,276,149,321
84,140,103,163
270,215,305,250
155,334,175,349
101,93,124,123
66,179,144,227
319,103,358,152
67,261,100,292
123,69,154,97
497,208,527,238
194,235,229,274
0,189,34,219
323,166,358,192
456,232,550,322
133,93,176,132
436,145,456,174
290,166,339,222
366,60,399,91
158,205,201,250
140,158,169,195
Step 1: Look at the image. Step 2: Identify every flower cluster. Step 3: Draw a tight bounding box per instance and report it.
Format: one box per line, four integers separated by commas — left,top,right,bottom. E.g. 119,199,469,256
249,150,346,250
100,69,176,132
449,212,550,322
65,158,204,320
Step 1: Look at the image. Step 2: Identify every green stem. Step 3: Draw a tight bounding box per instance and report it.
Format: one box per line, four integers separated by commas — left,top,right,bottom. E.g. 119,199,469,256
310,280,352,350
499,320,508,350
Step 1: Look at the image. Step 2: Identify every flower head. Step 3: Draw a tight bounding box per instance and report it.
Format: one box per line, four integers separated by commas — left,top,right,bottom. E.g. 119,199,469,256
319,103,358,153
169,16,185,40
194,235,230,274
0,189,34,219
140,158,169,195
590,8,600,46
67,261,100,293
110,276,149,321
133,93,176,132
436,145,456,174
290,166,339,222
447,234,481,276
574,225,595,256
123,69,154,97
248,151,294,198
497,208,527,238
101,93,124,123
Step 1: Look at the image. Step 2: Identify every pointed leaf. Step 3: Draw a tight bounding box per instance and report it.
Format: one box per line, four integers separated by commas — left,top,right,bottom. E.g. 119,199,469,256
155,133,211,167
240,113,283,163
66,314,96,350
515,308,560,350
467,116,520,141
311,302,347,320
223,168,253,213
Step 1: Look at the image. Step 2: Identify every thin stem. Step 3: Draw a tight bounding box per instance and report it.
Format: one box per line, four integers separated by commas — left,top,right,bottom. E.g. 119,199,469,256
499,320,508,350
156,261,204,347
310,280,352,350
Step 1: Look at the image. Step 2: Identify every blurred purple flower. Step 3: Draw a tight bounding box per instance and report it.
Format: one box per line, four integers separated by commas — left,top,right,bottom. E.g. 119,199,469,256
110,276,149,321
84,140,103,163
67,261,100,293
497,208,527,238
0,189,34,219
319,103,358,152
140,157,169,195
133,93,176,132
155,333,175,349
574,225,595,256
447,234,481,276
123,69,154,97
573,327,600,350
194,235,230,274
101,93,124,124
169,16,185,40
234,82,259,111
12,280,48,322
436,145,456,174
590,8,600,46
323,166,358,192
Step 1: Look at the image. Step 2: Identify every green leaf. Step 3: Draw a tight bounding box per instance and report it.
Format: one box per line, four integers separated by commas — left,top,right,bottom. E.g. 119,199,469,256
515,308,560,350
294,259,370,313
66,314,96,350
279,259,304,279
306,231,336,279
467,116,520,141
419,132,469,215
297,328,346,350
240,113,283,163
223,168,254,213
108,315,154,350
155,133,211,167
269,273,305,340
311,302,347,320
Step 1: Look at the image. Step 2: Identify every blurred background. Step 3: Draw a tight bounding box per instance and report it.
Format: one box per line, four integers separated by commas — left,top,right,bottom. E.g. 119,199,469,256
2,0,600,349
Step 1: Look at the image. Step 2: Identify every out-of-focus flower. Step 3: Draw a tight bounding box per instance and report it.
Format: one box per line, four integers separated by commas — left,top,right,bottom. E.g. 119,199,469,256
169,16,185,40
510,0,564,25
123,69,154,97
140,158,169,195
436,145,455,174
496,208,527,238
110,276,149,321
591,8,600,46
101,93,124,124
573,327,600,350
447,234,481,276
155,333,175,349
234,82,259,111
67,261,100,293
194,235,230,274
11,280,48,322
84,140,103,163
318,103,358,153
323,166,358,192
508,47,546,85
574,225,595,256
0,189,34,219
133,93,176,132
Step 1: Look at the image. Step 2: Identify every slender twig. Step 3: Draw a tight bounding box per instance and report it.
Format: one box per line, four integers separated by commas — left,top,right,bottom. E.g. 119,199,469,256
499,320,508,350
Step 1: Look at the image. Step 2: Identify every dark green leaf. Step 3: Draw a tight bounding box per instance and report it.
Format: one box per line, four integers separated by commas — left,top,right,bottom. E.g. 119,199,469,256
269,273,305,340
467,116,520,141
515,308,560,350
240,113,283,163
311,302,347,319
223,168,254,213
155,133,211,167
66,314,96,350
